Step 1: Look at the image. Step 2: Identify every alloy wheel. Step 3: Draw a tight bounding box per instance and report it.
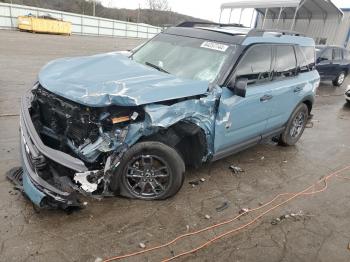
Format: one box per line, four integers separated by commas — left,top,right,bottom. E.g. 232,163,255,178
290,111,306,138
124,154,171,198
338,72,345,85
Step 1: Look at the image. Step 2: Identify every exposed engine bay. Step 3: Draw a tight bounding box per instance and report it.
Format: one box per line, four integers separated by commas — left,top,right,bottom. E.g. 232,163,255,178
28,85,142,200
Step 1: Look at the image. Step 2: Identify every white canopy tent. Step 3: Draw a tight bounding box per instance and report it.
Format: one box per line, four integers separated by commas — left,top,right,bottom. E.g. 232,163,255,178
220,0,343,30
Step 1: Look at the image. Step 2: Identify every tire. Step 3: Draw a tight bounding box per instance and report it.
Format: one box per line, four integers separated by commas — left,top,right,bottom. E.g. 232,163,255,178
110,141,185,200
332,71,346,86
279,103,309,146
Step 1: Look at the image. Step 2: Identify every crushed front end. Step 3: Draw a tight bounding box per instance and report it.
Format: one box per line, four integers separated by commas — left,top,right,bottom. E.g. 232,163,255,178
19,83,141,208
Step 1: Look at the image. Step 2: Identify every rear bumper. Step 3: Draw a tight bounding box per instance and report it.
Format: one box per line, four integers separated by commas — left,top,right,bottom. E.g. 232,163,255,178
20,91,85,208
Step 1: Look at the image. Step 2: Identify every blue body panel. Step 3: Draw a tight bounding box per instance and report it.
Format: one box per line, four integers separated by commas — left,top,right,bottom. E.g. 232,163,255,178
22,170,45,206
214,85,270,153
265,71,319,131
38,53,209,107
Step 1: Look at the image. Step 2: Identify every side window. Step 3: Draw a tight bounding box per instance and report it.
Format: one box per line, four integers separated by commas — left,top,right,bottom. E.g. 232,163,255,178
301,46,316,70
235,45,272,85
296,46,316,72
320,48,332,61
295,46,309,73
274,45,297,78
333,48,342,60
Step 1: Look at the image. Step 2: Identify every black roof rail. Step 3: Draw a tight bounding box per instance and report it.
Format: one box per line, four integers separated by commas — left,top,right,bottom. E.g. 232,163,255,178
176,21,246,28
247,29,305,37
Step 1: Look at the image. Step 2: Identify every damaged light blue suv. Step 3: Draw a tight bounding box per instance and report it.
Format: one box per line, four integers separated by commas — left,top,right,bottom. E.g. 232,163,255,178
19,22,320,208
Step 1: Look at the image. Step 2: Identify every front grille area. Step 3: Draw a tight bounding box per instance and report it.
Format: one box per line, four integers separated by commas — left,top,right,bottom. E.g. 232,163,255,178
33,85,101,147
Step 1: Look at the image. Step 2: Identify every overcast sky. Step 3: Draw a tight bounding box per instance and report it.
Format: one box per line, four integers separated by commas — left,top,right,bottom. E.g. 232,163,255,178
101,0,350,23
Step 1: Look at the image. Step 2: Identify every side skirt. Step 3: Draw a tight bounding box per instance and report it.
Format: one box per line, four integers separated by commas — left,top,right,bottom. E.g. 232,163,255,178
211,126,285,162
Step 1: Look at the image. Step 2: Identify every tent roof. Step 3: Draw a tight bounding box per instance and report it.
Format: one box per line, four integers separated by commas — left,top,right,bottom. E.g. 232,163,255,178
221,0,343,20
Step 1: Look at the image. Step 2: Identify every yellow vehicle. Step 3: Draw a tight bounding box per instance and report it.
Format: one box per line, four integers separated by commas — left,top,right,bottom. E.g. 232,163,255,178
17,15,71,35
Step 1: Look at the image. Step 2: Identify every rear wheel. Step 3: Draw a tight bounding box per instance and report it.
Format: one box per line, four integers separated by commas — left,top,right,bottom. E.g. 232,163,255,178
279,103,309,146
333,71,346,86
111,141,185,200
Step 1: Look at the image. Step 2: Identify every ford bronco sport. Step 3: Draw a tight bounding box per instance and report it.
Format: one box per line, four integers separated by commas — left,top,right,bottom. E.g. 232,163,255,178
18,22,320,208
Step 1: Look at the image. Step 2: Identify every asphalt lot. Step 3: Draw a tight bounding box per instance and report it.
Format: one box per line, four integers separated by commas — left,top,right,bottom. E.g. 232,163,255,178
0,30,350,262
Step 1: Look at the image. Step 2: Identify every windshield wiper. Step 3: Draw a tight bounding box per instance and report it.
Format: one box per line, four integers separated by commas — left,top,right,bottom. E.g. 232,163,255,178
145,61,169,74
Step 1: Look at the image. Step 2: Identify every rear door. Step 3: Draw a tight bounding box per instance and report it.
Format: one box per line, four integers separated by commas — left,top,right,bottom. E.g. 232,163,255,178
265,45,300,130
316,47,333,80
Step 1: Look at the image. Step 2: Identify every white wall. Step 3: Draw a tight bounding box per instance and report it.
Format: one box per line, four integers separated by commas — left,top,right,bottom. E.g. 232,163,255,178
0,2,161,39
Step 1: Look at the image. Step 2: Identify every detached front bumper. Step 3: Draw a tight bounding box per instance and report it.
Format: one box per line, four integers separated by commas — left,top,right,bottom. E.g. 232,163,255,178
20,91,88,208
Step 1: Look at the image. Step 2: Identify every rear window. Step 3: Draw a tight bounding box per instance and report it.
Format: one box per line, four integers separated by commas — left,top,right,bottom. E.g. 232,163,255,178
343,49,350,60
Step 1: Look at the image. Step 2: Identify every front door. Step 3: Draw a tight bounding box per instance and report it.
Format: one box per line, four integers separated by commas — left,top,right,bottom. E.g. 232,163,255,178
214,44,273,154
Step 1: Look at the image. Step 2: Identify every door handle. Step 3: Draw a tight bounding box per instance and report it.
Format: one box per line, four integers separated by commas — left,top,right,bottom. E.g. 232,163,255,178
260,94,273,102
294,86,303,93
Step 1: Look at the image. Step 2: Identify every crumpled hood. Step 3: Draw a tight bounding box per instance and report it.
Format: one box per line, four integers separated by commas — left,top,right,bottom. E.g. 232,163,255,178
38,53,209,107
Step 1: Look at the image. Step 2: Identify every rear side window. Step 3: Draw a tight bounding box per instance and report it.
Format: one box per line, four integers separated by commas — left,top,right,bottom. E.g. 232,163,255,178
235,45,272,85
333,48,342,60
301,46,316,70
274,45,297,78
296,46,315,72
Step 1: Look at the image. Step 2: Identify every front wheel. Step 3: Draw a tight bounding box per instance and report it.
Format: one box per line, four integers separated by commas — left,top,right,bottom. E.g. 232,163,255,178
111,141,185,200
333,71,346,86
279,103,309,146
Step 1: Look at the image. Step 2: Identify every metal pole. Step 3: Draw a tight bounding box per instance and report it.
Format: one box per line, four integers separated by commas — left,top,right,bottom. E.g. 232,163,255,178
9,3,13,29
93,0,96,16
276,7,283,29
290,6,298,30
250,9,255,28
228,8,233,23
262,8,268,29
219,8,222,23
331,17,342,44
137,3,140,24
239,8,244,25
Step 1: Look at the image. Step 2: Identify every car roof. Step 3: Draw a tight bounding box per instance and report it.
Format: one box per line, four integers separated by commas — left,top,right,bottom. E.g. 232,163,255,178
164,25,315,47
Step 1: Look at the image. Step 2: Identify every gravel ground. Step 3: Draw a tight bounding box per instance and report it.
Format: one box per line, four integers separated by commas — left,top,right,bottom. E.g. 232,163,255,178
0,30,350,262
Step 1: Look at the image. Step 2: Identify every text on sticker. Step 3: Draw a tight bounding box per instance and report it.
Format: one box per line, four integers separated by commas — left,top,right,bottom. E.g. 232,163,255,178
200,41,229,52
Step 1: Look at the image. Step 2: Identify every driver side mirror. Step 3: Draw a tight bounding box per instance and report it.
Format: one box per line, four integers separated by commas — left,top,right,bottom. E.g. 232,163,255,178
228,78,247,98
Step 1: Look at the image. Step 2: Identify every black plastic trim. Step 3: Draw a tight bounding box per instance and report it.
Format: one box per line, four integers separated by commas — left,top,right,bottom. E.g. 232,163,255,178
20,91,88,172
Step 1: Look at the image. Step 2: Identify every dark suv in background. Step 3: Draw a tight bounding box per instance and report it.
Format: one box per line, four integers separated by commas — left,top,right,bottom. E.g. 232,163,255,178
316,45,350,86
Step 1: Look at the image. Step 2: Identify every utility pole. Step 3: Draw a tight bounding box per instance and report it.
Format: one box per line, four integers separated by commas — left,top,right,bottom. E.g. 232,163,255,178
93,0,96,16
137,3,141,24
